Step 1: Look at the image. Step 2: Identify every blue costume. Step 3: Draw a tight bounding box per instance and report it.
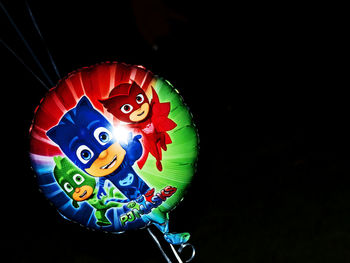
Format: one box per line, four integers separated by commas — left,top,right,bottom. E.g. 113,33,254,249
47,96,150,201
97,139,150,200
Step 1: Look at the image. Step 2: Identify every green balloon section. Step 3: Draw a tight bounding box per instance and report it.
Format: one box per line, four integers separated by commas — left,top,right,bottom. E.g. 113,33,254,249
29,62,198,242
137,79,198,214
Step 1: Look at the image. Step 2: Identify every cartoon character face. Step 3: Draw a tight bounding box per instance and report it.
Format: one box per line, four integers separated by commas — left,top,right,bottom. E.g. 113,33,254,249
47,96,126,177
53,156,96,202
99,82,150,123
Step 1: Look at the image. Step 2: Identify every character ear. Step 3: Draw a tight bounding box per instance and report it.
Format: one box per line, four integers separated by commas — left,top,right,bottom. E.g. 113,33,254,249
130,81,138,88
53,156,63,169
151,86,160,103
46,125,59,144
99,97,115,114
77,96,94,110
98,97,110,108
130,81,141,93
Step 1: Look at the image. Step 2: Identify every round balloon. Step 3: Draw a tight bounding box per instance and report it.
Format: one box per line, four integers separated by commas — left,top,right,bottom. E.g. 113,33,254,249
29,61,198,244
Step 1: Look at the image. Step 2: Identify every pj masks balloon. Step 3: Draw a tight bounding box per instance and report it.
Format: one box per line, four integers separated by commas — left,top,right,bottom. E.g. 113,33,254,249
29,61,198,245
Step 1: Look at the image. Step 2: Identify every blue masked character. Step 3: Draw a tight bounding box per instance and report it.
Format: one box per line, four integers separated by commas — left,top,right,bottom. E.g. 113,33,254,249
47,96,150,200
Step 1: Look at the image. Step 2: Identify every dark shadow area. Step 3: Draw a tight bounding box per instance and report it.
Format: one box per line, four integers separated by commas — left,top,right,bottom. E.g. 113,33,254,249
1,0,346,262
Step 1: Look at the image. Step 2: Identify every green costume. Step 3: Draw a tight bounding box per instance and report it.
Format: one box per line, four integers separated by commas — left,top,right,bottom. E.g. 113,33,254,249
53,156,125,226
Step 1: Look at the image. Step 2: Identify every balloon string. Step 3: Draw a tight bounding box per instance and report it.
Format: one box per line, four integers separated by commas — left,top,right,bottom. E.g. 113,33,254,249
177,243,196,262
147,228,173,263
0,1,55,87
25,0,61,79
0,38,50,90
169,244,184,263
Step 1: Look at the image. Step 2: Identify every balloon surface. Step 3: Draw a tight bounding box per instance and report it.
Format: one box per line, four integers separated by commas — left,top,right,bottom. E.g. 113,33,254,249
29,62,198,243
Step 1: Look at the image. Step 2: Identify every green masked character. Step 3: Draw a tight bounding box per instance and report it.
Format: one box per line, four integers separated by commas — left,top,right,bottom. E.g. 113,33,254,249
53,156,125,226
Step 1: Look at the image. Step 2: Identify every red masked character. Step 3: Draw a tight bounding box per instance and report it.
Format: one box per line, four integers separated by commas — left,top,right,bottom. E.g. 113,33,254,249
99,82,177,171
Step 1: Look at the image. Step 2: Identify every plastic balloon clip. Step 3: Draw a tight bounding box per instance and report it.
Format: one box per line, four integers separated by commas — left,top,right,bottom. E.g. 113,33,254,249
147,227,196,263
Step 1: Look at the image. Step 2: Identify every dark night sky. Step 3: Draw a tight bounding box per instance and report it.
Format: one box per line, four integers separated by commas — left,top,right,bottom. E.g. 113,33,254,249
1,1,348,262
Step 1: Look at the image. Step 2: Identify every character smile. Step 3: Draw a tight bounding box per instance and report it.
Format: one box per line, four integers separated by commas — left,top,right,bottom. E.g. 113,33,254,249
72,185,94,201
79,190,87,198
129,103,150,122
100,155,117,170
85,143,126,177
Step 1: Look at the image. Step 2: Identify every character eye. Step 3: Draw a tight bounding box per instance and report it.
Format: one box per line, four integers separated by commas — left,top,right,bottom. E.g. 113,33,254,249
76,145,94,164
73,174,85,185
64,182,73,193
93,127,112,145
121,104,133,114
135,93,144,104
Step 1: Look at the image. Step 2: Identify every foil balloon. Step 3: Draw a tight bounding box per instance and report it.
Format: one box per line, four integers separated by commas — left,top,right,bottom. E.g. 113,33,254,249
29,62,198,245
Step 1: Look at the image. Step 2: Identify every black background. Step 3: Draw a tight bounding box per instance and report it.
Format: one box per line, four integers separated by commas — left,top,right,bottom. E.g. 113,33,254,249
1,0,348,262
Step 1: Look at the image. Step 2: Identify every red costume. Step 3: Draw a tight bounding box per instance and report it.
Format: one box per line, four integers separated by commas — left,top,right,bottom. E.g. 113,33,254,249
99,82,176,171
